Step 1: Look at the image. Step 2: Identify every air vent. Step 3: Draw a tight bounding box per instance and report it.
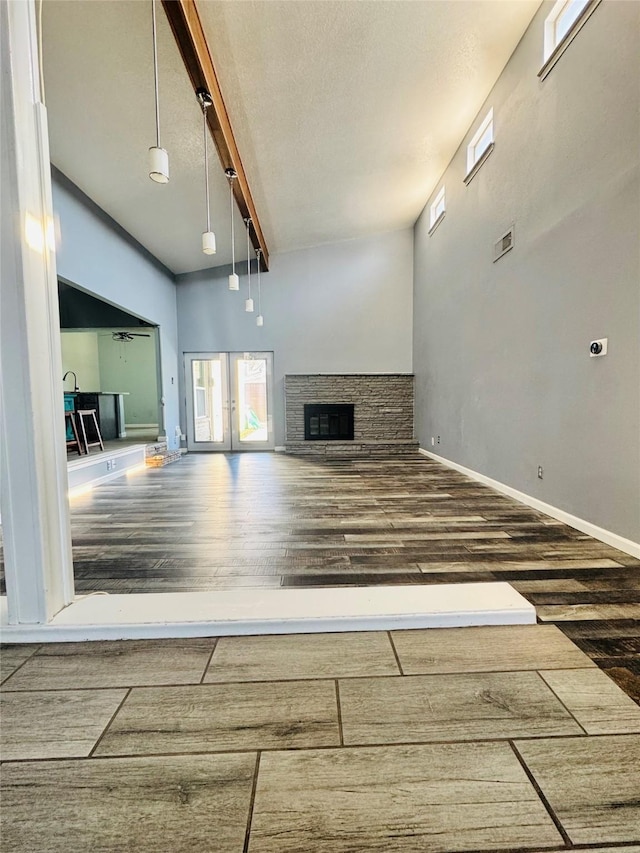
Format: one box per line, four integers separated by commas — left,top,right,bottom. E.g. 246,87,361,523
494,225,515,262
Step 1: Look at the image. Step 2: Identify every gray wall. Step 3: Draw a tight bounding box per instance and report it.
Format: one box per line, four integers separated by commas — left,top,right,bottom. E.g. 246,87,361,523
53,173,180,449
413,0,640,542
177,229,414,446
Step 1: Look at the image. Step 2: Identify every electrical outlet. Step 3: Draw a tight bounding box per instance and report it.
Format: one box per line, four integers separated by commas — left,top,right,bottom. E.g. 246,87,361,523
537,465,543,479
437,435,441,444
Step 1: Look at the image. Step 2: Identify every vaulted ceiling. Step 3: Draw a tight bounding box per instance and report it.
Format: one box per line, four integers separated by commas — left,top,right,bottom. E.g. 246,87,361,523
43,0,541,275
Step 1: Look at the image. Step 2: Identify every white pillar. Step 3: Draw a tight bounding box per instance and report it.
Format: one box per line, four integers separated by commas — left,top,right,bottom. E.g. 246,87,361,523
0,0,74,623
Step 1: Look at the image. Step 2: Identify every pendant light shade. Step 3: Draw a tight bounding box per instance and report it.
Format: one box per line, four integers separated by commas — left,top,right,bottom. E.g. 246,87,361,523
245,217,253,311
226,168,239,290
202,230,216,254
148,146,169,184
149,0,169,183
256,314,264,327
199,89,215,255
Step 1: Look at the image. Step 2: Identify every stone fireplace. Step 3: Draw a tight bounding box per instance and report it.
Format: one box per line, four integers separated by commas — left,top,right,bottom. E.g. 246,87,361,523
285,374,417,456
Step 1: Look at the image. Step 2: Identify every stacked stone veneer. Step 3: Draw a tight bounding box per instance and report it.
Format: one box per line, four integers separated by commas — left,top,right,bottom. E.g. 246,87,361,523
284,374,417,457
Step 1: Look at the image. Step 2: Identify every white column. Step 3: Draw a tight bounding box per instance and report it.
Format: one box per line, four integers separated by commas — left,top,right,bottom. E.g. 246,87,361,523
0,0,75,623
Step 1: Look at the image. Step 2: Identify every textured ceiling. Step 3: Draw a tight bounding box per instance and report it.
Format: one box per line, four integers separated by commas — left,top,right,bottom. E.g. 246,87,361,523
43,0,248,275
43,0,542,273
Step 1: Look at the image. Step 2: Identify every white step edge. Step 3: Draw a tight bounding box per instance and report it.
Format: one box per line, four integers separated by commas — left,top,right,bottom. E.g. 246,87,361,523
419,448,640,559
0,583,535,642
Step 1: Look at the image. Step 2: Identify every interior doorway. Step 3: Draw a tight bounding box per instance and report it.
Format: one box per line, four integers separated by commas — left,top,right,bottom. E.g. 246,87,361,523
184,352,274,451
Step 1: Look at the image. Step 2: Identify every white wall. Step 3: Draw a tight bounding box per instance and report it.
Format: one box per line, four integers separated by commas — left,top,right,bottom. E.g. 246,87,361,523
413,1,640,542
52,174,180,448
60,331,100,391
177,229,414,445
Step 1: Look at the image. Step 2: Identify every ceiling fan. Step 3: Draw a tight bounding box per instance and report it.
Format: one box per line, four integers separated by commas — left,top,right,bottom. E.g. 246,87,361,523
107,331,152,342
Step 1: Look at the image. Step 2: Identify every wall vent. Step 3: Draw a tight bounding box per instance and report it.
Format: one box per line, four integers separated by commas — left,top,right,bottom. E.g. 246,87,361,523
494,226,515,262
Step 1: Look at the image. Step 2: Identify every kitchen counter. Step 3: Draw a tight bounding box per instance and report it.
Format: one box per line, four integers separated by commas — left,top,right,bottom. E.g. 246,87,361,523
64,392,128,440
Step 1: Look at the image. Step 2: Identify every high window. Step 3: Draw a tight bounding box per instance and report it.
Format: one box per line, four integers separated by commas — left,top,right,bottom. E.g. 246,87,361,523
429,186,446,233
543,0,594,62
466,109,494,179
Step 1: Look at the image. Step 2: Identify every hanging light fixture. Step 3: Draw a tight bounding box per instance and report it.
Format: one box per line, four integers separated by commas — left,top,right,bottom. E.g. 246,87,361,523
255,248,264,326
245,218,254,312
148,0,169,183
226,168,239,290
198,89,216,255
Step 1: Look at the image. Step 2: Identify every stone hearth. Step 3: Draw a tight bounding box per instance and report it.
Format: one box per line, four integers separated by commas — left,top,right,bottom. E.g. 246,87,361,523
284,374,418,457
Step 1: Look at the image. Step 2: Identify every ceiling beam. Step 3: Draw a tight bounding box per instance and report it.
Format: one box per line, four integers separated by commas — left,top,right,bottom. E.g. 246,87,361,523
162,0,269,271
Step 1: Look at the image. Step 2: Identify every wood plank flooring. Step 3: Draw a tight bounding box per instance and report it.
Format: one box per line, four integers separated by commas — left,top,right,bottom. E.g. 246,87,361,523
1,452,638,700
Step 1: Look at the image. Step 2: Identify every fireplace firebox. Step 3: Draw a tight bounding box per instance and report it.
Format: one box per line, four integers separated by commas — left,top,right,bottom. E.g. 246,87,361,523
304,404,354,441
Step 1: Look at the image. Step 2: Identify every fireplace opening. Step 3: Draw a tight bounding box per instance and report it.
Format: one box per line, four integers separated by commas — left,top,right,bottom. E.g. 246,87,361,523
304,404,354,441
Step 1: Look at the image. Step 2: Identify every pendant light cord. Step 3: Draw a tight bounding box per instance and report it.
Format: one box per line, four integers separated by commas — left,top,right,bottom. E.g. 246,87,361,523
229,175,236,274
152,0,161,148
246,219,252,297
203,104,211,232
256,249,262,314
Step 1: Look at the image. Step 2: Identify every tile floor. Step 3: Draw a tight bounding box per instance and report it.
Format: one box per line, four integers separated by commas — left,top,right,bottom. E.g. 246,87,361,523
2,624,640,852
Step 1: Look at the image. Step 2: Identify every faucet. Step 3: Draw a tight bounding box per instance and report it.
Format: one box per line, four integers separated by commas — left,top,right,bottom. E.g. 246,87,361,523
63,371,79,392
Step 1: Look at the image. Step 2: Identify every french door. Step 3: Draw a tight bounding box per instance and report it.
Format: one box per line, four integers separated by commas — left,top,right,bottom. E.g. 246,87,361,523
184,352,274,451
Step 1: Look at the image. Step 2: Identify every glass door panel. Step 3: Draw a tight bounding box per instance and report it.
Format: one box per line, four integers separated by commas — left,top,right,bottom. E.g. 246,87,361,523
184,353,230,451
230,352,274,450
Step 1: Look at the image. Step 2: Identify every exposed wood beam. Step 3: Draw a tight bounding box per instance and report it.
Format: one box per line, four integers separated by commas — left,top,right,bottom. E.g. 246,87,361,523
162,0,269,270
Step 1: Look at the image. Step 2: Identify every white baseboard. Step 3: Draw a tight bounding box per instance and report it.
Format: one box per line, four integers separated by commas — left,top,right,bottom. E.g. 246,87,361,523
274,445,286,452
419,448,640,559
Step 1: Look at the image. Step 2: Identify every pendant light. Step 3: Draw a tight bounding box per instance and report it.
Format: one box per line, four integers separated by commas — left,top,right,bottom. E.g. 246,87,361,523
148,0,169,183
226,168,239,290
255,248,264,326
198,89,216,255
245,218,254,312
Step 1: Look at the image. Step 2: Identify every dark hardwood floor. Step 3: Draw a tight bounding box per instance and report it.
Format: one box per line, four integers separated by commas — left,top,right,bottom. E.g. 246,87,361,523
1,452,638,701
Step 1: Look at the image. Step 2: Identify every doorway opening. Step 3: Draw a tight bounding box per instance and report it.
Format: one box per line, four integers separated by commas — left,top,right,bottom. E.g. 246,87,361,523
59,280,163,448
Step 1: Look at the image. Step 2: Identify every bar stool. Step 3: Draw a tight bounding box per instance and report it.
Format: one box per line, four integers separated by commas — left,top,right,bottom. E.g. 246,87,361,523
65,411,84,456
77,409,104,453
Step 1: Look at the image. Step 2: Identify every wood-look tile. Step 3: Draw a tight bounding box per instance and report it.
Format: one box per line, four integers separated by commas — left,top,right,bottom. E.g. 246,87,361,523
537,603,640,621
248,741,563,852
0,689,126,760
2,639,215,690
96,680,339,756
511,579,588,592
205,632,399,683
0,644,40,683
515,734,640,844
391,624,594,674
1,753,255,853
339,670,583,745
539,668,640,734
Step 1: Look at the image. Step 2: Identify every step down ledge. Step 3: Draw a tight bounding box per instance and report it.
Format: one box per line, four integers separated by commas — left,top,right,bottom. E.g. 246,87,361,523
0,583,535,642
